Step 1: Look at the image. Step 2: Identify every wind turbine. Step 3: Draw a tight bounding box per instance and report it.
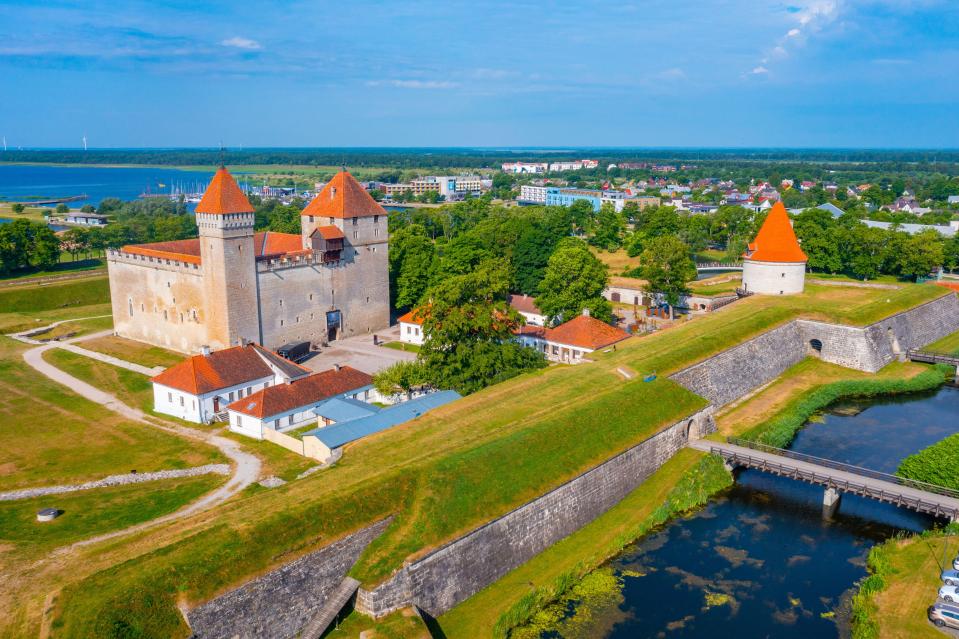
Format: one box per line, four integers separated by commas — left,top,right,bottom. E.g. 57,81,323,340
82,134,88,151
2,136,6,152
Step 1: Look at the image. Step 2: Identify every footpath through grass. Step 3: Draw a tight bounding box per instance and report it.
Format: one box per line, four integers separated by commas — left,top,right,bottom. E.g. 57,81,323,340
42,348,155,413
0,475,223,560
43,284,951,638
0,276,111,334
77,334,183,368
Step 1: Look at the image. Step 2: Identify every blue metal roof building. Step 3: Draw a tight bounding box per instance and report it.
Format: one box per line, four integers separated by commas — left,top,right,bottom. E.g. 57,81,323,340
304,390,462,452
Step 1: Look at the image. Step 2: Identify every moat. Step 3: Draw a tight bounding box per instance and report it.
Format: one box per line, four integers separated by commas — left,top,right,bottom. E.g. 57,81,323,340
537,385,959,638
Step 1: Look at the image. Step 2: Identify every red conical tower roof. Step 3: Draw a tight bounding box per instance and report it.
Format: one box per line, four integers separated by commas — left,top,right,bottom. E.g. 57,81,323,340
744,202,807,263
302,170,386,219
195,167,254,214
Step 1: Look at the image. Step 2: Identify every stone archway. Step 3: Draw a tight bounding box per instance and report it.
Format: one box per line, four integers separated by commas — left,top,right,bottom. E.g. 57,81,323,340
808,338,823,357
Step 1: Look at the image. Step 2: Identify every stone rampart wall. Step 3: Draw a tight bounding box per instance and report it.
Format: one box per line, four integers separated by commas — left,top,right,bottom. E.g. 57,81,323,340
356,407,716,618
671,292,959,404
187,519,390,639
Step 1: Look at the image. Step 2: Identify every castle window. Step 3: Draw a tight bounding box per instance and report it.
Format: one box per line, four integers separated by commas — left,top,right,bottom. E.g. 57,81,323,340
179,313,183,323
309,293,313,301
366,296,370,303
374,228,379,237
192,309,197,320
128,298,133,317
374,215,379,223
352,217,358,226
279,299,283,307
163,310,168,320
353,231,358,239
280,319,284,327
141,303,145,312
167,282,171,288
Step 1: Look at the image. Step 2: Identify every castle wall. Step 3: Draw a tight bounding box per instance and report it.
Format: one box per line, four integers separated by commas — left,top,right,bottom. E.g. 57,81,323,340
106,250,208,353
257,258,337,350
742,259,805,295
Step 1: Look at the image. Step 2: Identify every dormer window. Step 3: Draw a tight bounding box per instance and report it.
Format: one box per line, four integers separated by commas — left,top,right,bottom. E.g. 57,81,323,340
330,186,337,200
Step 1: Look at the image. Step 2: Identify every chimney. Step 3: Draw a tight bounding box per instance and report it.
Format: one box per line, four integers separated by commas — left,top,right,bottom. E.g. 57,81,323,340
200,345,211,356
582,308,591,318
334,363,341,372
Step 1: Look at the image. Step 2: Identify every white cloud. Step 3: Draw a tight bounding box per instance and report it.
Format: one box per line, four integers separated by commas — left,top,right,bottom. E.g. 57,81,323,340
787,28,801,37
367,79,460,89
751,65,770,74
220,36,261,50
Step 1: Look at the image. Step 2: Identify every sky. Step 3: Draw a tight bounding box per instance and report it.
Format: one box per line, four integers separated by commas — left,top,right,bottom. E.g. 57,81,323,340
1,0,958,148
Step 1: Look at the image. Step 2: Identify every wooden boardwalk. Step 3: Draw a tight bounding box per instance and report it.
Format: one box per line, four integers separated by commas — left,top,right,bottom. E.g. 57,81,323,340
689,438,959,521
907,349,959,367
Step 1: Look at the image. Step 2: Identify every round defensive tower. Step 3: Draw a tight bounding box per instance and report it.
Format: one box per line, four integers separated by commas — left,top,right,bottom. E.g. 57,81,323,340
741,201,807,295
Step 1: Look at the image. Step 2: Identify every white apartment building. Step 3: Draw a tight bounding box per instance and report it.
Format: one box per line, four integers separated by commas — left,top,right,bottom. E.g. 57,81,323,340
519,185,548,204
502,162,548,174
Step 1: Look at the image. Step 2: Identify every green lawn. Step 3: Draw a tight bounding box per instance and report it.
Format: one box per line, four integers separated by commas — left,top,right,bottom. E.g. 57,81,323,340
381,341,420,353
219,430,319,481
0,475,223,559
0,276,112,334
926,329,959,355
0,258,106,283
42,348,155,413
77,334,183,368
0,338,224,491
27,315,113,341
44,283,954,639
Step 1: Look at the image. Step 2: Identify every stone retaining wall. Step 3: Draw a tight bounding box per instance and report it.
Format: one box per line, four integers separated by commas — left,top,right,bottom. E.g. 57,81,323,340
355,407,716,618
187,518,391,639
0,464,230,501
670,293,959,405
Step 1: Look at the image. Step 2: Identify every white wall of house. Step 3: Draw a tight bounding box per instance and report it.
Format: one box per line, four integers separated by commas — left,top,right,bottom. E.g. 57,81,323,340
227,385,383,439
514,335,592,363
400,321,424,345
518,310,546,326
152,375,274,424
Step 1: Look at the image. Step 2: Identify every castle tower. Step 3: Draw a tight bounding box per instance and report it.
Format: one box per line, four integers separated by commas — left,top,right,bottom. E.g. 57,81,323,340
300,170,390,338
741,201,808,295
196,167,261,349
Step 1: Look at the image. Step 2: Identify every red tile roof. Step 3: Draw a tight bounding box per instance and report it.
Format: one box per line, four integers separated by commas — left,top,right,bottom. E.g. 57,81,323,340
151,344,309,395
122,239,202,265
745,202,807,264
311,225,345,240
301,170,387,219
508,294,542,316
543,314,631,350
122,232,305,264
397,309,425,325
195,167,254,215
227,366,373,419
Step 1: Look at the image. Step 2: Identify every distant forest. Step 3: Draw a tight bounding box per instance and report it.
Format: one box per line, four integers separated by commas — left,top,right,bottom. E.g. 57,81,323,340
3,148,959,174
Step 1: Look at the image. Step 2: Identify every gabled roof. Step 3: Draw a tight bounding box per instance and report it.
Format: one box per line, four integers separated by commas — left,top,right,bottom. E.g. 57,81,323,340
301,170,387,219
195,167,254,215
310,225,345,240
313,396,380,422
544,314,631,351
255,232,304,257
227,366,373,419
397,309,425,325
508,294,542,316
744,202,807,263
151,344,309,395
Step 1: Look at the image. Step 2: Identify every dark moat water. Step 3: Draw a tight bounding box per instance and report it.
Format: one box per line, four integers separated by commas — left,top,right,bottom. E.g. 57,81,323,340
542,386,959,638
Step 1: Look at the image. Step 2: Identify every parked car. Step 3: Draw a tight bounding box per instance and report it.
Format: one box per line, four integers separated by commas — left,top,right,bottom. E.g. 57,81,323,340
954,555,959,571
276,341,311,363
929,602,959,629
940,585,959,602
942,569,959,586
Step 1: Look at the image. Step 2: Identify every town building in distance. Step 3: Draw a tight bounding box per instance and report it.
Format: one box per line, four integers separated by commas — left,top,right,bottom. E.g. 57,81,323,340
107,167,390,353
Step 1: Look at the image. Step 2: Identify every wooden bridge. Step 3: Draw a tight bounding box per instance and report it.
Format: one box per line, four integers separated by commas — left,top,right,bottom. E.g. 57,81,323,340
907,349,959,370
689,437,959,521
696,261,743,272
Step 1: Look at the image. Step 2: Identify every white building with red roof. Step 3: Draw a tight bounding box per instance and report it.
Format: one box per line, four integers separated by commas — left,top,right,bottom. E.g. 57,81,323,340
515,310,631,363
741,202,808,295
150,343,312,423
107,167,389,355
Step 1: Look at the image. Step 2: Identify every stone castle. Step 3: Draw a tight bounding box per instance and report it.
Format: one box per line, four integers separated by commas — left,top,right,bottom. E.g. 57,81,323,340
107,167,390,353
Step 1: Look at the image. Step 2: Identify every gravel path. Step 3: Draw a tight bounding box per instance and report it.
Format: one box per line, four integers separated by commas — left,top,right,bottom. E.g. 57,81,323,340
0,464,231,501
9,322,262,550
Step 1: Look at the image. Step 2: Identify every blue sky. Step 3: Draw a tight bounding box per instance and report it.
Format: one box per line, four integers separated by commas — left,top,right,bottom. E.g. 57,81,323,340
1,0,957,148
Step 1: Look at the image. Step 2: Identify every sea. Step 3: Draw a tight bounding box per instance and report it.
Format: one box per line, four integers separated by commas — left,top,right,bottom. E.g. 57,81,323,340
0,164,220,209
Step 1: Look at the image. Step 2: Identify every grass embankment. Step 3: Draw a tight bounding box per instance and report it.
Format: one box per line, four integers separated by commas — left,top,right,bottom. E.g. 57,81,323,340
440,450,731,638
326,609,431,639
0,258,106,284
898,435,959,491
0,276,111,334
740,364,948,448
688,274,742,297
42,284,950,638
0,475,223,560
925,329,959,355
26,315,112,341
592,248,639,274
42,348,154,413
0,338,223,492
852,527,959,639
77,334,183,368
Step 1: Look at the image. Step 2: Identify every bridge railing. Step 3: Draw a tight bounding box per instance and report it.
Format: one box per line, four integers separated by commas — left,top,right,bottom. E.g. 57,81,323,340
695,261,743,269
726,437,959,500
906,349,959,365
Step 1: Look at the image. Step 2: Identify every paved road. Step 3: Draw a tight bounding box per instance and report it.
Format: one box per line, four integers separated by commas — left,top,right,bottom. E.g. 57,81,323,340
303,327,416,375
10,324,261,551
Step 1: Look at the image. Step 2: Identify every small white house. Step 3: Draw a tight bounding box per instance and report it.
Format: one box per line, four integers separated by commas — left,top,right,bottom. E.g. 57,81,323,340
150,344,311,423
508,294,546,326
398,309,425,345
226,365,376,439
515,311,631,364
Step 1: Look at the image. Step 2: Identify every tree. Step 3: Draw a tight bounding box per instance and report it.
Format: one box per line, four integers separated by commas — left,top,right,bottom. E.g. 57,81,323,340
589,203,625,250
944,236,959,273
843,224,887,280
11,203,25,215
536,238,612,324
513,223,558,295
373,360,430,400
390,225,436,309
793,208,842,273
55,203,69,215
418,260,545,394
895,229,944,280
639,235,697,319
